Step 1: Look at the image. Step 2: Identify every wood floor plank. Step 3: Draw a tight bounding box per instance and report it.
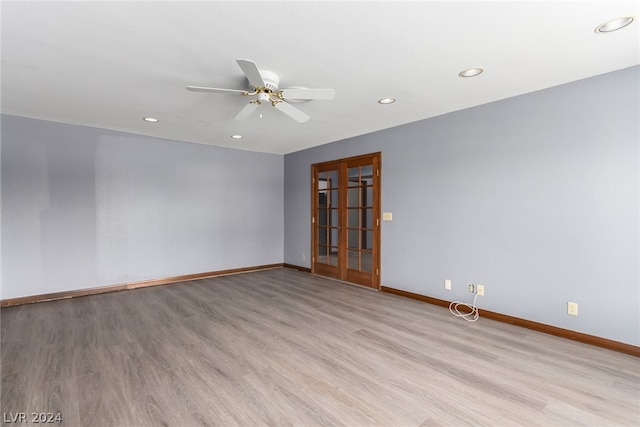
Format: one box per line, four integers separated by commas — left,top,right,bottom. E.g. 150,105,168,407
165,363,242,426
1,267,639,426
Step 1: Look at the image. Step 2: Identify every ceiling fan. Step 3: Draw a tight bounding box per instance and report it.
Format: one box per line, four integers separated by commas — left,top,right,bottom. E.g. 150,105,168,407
186,59,335,123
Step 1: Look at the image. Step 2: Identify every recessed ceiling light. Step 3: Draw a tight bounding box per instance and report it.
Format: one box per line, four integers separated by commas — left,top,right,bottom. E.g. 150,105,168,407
142,117,159,123
459,67,484,78
595,16,634,33
231,134,243,139
378,97,396,104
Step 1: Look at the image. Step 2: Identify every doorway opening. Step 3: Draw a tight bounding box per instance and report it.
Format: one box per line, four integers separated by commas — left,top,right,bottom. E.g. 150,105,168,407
311,152,381,289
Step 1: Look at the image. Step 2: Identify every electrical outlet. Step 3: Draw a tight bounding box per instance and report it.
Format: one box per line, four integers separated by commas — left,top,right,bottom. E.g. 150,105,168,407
567,302,578,316
302,254,306,261
477,285,484,296
445,279,451,290
468,284,474,293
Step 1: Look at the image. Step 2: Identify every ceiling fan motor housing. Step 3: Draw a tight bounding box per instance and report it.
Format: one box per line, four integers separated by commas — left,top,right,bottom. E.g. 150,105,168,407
260,70,280,92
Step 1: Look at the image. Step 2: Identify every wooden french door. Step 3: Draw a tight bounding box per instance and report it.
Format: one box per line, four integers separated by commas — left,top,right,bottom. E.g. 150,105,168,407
312,153,381,289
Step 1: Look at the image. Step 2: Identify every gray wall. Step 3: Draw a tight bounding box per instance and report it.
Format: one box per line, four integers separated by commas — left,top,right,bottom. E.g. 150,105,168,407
1,115,284,299
284,66,639,346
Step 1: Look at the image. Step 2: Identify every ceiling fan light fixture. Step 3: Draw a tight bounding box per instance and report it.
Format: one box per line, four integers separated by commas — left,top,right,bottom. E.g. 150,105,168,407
378,97,396,104
595,16,634,33
142,117,159,123
459,67,484,78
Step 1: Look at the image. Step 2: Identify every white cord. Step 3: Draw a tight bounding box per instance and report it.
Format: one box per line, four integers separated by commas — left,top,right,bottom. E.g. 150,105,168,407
449,292,480,322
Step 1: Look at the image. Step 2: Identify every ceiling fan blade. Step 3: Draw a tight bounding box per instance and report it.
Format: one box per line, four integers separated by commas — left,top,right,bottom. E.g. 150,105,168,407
274,101,310,123
236,59,265,89
235,102,260,121
186,86,248,95
280,88,335,100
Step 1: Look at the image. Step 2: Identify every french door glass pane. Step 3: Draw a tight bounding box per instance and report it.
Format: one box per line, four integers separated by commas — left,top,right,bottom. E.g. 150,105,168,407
364,208,373,229
327,170,339,187
348,167,359,187
347,188,359,207
330,208,339,230
329,247,339,265
347,229,359,249
329,189,338,206
329,226,339,247
365,187,373,207
348,250,359,270
361,251,372,273
347,208,359,228
365,231,373,250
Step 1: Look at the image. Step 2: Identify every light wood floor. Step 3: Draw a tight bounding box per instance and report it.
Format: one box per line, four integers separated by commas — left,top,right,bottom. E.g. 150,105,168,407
1,267,639,426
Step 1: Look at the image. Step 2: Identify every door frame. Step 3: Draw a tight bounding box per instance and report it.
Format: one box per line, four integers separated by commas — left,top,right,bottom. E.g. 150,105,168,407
311,152,381,289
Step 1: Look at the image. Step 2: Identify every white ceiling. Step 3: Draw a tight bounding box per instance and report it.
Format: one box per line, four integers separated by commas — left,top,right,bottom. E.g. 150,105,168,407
2,1,638,154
